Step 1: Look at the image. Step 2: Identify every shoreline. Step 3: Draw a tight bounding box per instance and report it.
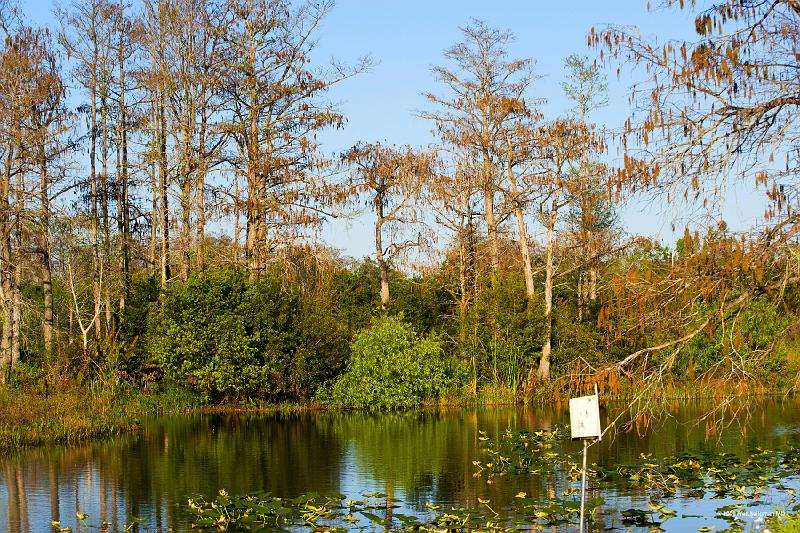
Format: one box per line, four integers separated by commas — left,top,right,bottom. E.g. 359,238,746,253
0,378,793,456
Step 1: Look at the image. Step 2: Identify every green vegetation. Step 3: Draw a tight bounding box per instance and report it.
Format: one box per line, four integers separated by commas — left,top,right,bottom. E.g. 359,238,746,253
184,488,604,531
149,269,348,402
329,315,466,409
0,379,199,453
771,513,800,533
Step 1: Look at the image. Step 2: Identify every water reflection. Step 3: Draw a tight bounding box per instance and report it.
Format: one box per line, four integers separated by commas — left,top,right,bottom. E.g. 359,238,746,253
0,399,797,531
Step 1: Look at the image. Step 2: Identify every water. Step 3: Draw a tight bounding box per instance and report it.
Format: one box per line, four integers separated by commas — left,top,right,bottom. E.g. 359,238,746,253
0,398,799,531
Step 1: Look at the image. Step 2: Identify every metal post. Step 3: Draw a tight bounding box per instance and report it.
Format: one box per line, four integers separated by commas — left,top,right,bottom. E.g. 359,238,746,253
579,438,588,532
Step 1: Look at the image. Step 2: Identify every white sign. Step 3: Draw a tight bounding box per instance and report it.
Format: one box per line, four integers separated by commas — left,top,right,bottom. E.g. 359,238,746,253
569,392,602,441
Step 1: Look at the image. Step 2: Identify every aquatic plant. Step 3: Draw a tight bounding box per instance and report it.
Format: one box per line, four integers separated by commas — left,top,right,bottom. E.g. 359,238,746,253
185,489,604,531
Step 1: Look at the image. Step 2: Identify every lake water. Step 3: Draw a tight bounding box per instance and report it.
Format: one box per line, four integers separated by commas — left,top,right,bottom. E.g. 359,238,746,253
0,398,799,531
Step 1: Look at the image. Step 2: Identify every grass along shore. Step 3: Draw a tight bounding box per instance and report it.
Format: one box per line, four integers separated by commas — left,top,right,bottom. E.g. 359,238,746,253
0,379,200,454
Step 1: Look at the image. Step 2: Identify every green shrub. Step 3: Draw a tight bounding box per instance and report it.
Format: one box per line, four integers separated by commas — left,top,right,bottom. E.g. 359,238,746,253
8,362,46,389
330,315,465,409
147,269,347,402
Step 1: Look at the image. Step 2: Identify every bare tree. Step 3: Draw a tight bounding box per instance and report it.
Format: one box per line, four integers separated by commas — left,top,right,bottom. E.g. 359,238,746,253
59,0,115,336
423,19,537,284
343,142,434,308
214,0,368,278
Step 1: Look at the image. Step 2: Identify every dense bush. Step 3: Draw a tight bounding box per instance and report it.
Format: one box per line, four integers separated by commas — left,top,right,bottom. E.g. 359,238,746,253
147,269,347,402
330,315,466,409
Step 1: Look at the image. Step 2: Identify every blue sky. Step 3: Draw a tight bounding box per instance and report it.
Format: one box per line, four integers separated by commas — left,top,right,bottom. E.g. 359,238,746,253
22,0,766,260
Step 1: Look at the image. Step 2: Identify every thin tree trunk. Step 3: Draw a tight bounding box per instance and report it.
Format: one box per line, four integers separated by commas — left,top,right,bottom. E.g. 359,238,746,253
483,160,500,278
505,145,534,298
196,18,210,273
39,142,53,357
149,153,158,273
11,265,20,370
179,88,192,282
484,190,499,270
246,193,257,277
91,62,102,340
527,197,558,391
11,161,22,369
196,165,206,271
0,138,15,381
68,303,74,346
537,207,556,382
459,227,467,311
101,89,112,330
196,112,207,272
118,4,130,315
159,85,170,287
180,179,191,282
514,203,534,298
100,95,110,245
234,173,240,266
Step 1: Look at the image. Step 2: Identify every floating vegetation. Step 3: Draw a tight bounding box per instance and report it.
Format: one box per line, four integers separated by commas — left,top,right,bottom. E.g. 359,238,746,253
185,489,604,531
472,428,800,531
49,514,149,533
183,428,800,531
472,426,571,478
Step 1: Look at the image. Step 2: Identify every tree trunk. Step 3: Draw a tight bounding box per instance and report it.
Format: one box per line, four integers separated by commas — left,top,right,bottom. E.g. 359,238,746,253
11,159,22,370
483,181,500,277
527,198,557,392
196,21,210,273
149,151,158,273
375,215,389,308
180,179,191,282
39,142,53,357
466,218,477,301
246,193,261,278
514,203,535,298
11,283,20,369
196,122,207,272
118,7,130,315
459,227,468,311
101,89,112,331
179,86,193,282
91,68,102,340
234,174,241,266
537,208,556,382
68,303,74,346
0,139,15,382
159,84,170,287
505,150,534,298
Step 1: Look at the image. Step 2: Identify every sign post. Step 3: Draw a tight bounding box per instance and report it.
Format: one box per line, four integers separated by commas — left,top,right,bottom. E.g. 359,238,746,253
569,384,602,532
